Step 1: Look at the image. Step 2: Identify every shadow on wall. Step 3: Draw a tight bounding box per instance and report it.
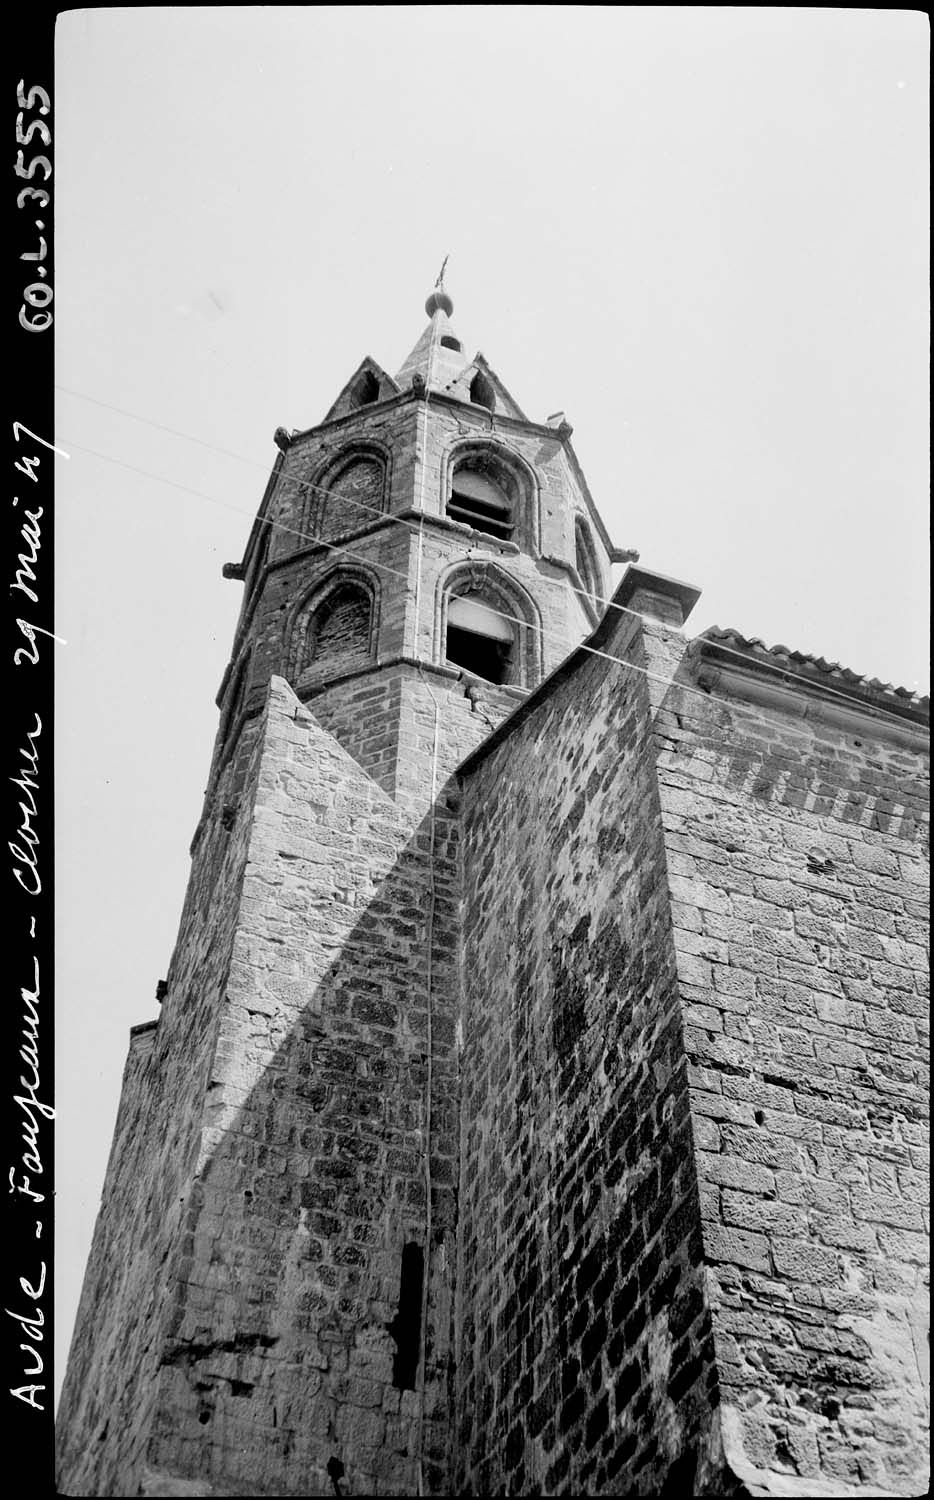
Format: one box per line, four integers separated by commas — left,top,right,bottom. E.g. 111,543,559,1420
145,789,462,1499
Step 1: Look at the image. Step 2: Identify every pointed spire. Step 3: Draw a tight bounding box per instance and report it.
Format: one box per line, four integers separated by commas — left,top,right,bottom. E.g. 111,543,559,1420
396,265,467,392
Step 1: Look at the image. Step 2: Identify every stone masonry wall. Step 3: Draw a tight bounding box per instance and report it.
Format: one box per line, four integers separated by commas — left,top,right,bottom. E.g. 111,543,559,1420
136,678,462,1497
642,623,930,1495
456,613,735,1495
56,708,268,1495
306,663,525,810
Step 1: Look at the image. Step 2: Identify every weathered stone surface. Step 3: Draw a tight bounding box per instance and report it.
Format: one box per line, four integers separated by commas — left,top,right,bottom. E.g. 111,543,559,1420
645,618,930,1497
58,306,929,1498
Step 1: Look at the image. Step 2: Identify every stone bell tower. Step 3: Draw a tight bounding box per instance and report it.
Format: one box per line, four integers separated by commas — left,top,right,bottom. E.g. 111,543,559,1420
206,273,625,816
56,278,630,1497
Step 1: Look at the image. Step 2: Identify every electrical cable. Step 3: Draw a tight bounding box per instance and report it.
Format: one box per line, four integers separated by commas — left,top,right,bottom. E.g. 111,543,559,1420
56,382,926,718
57,432,925,751
413,325,439,1500
413,674,441,1500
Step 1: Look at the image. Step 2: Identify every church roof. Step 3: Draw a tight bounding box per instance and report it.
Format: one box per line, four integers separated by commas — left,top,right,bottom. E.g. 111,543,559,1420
459,583,928,781
699,627,929,721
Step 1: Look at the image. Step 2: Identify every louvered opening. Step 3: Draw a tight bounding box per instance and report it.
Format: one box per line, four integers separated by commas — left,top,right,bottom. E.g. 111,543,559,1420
445,594,514,684
447,468,513,540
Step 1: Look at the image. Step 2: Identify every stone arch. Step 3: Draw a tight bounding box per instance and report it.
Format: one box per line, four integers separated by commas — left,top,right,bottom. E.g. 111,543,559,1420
288,565,380,688
442,438,541,552
435,559,543,688
305,445,390,544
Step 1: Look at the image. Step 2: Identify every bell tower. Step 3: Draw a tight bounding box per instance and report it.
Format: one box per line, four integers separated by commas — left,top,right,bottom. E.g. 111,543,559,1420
206,274,623,818
59,268,931,1500
57,280,628,1498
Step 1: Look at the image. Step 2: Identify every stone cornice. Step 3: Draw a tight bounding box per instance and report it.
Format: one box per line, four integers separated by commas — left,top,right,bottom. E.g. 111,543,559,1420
693,639,930,749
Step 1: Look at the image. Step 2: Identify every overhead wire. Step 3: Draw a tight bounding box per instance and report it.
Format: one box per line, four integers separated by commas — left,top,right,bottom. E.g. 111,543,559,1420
54,414,925,746
413,308,438,1500
56,382,926,722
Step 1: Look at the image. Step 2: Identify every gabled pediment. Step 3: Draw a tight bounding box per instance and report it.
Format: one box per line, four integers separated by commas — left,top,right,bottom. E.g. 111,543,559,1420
436,352,528,421
321,357,400,425
473,354,527,421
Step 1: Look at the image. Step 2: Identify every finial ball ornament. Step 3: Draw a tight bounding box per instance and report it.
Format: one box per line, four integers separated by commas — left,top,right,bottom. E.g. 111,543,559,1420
425,286,454,319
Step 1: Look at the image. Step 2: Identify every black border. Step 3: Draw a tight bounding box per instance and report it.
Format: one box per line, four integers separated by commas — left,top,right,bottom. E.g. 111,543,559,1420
7,6,57,1490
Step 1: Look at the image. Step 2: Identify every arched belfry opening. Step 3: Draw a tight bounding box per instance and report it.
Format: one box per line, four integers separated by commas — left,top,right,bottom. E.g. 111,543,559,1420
438,562,542,689
445,592,515,685
448,467,513,542
446,445,529,544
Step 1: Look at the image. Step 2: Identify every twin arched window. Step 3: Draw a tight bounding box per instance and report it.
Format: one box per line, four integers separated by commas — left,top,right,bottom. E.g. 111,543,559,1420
308,440,531,553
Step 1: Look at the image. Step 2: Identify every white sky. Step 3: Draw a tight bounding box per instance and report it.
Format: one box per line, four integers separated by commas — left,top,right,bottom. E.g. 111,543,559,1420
54,7,929,1401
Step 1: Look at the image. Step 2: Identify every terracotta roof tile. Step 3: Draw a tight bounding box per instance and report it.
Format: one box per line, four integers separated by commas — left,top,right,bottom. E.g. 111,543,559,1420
699,627,929,719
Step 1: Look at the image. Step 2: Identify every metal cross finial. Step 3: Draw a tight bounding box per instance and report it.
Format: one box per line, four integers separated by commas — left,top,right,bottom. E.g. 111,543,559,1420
435,254,449,288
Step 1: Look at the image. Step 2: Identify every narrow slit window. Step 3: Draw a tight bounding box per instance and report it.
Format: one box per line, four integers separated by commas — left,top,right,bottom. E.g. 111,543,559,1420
388,1242,424,1390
